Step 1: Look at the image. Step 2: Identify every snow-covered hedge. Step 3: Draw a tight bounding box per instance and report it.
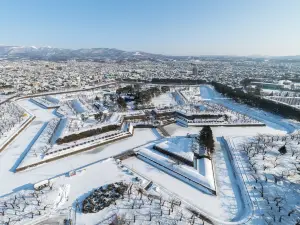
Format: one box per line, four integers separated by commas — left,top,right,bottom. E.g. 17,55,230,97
56,124,120,144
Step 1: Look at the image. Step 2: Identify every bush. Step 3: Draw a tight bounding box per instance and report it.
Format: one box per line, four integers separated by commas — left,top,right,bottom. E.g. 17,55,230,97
278,145,287,155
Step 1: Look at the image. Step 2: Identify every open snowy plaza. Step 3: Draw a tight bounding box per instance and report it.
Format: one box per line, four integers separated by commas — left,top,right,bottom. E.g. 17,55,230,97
0,84,299,225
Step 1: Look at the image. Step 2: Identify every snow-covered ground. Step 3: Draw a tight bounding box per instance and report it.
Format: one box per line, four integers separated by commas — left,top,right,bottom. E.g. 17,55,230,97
200,85,300,133
180,86,202,103
1,84,300,224
0,182,70,225
0,100,56,171
226,135,300,224
31,96,60,108
123,156,227,219
136,147,215,192
0,125,158,197
151,92,177,108
0,102,30,149
213,139,245,221
42,158,210,225
70,99,87,114
164,123,286,137
0,158,210,225
154,138,194,161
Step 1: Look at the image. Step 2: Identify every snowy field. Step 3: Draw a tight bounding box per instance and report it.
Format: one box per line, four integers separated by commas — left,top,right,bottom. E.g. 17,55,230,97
151,92,177,108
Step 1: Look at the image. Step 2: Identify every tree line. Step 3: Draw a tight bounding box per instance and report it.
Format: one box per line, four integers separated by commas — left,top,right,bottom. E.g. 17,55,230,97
57,124,119,144
151,78,207,85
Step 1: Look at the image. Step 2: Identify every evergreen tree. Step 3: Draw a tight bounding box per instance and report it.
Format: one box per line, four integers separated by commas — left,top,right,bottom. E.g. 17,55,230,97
278,145,287,155
94,112,103,121
117,97,127,110
197,126,215,154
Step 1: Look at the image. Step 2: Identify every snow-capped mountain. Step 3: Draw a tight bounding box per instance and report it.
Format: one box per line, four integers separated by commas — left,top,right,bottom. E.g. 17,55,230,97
1,45,298,61
0,46,174,61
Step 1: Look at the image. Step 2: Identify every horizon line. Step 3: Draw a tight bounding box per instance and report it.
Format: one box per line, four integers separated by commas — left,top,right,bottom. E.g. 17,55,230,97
0,44,299,58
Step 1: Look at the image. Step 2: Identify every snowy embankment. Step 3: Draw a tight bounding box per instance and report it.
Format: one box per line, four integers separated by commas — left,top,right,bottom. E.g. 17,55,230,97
154,101,263,127
119,110,146,117
49,130,129,154
78,97,97,114
56,101,76,117
173,90,186,105
216,137,253,223
16,130,133,171
71,99,87,114
17,118,60,168
266,96,300,108
154,140,194,162
49,118,67,145
33,118,60,154
30,96,60,108
137,148,215,193
50,131,131,156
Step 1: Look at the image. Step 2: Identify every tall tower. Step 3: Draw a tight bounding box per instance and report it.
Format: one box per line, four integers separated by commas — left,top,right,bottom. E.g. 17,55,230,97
192,65,198,75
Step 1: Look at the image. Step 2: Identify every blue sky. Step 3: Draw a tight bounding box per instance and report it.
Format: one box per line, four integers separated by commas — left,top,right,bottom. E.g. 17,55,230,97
0,0,299,56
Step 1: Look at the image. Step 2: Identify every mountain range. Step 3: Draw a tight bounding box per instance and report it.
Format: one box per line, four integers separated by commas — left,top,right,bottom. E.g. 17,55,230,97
0,45,184,61
0,45,299,62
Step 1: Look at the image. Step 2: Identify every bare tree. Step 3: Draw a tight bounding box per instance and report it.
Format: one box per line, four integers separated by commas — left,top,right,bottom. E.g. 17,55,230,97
250,174,259,183
291,161,300,172
270,155,280,168
253,182,264,197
